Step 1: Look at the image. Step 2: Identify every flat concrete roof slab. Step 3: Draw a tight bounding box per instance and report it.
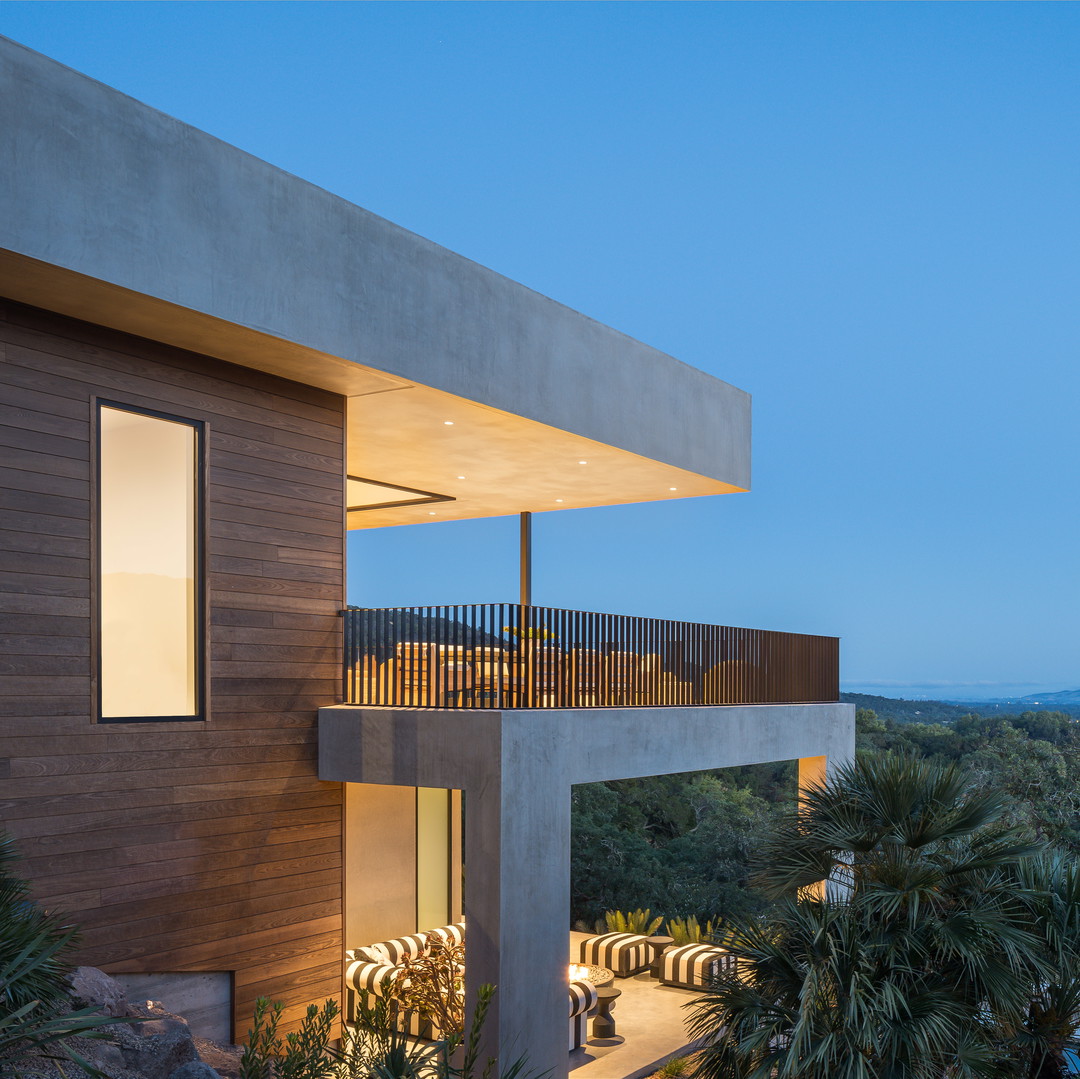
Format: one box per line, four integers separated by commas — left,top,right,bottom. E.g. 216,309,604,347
1,38,751,505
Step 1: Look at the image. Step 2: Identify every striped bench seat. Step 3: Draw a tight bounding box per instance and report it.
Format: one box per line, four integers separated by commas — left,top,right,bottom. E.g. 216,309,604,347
428,921,465,947
347,923,589,1051
578,932,649,978
345,928,457,1029
659,942,737,990
568,979,597,1051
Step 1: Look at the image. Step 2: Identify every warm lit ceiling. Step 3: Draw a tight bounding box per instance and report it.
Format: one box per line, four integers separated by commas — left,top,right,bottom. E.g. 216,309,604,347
346,383,744,530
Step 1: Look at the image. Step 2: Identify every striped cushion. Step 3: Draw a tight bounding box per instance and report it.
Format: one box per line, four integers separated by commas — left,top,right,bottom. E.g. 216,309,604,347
370,932,429,964
428,922,466,947
579,932,649,977
345,959,401,998
660,943,736,989
568,980,597,1051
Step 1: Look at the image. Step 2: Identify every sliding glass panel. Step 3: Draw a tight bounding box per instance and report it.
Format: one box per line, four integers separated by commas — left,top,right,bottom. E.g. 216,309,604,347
99,404,202,720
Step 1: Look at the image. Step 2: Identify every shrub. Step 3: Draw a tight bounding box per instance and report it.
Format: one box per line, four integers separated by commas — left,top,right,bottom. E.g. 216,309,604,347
664,916,718,946
242,984,541,1079
0,831,129,1078
603,909,664,936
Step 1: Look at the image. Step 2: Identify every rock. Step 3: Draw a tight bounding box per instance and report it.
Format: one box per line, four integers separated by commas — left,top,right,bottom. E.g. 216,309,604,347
59,973,236,1079
170,1062,223,1079
106,1007,198,1079
193,1036,243,1079
68,966,129,1017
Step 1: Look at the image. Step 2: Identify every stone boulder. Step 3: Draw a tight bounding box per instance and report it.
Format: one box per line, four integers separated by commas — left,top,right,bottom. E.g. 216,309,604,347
107,1001,200,1079
68,965,129,1017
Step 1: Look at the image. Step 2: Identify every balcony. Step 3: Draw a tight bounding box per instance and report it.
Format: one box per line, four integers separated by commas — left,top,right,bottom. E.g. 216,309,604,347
342,604,838,709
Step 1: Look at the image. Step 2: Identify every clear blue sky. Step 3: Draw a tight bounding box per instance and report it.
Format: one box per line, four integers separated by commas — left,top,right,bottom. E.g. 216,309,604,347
5,2,1077,699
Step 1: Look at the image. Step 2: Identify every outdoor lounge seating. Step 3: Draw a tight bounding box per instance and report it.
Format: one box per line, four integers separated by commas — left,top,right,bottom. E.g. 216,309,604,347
387,643,474,706
605,650,643,705
659,942,738,990
466,647,522,707
346,928,455,1038
346,923,597,1051
578,932,650,977
568,979,598,1051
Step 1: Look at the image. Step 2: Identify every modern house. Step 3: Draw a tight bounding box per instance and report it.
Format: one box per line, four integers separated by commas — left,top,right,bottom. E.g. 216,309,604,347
0,38,853,1079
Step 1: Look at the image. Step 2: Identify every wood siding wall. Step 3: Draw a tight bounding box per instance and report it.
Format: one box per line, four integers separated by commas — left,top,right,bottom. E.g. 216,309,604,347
0,299,346,1038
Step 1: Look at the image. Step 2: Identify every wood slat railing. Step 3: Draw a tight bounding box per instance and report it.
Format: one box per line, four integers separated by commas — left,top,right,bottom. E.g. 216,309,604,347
342,604,839,709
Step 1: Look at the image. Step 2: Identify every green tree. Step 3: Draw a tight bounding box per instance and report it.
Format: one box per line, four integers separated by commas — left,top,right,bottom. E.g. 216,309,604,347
687,754,1057,1079
570,772,776,925
1006,852,1080,1078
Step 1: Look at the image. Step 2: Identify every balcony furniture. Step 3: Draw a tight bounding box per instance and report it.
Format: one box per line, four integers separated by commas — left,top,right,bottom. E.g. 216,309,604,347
703,660,763,705
578,932,650,978
659,942,738,990
605,650,643,706
347,654,378,704
639,654,694,704
568,978,599,1051
644,935,675,979
389,643,475,707
466,647,522,708
524,644,564,707
568,648,604,706
591,986,621,1040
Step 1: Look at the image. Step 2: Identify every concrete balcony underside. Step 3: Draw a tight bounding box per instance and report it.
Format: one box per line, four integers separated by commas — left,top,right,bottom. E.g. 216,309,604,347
319,702,853,1079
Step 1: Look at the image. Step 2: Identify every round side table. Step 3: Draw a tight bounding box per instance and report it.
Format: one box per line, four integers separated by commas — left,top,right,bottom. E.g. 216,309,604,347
592,986,621,1039
645,935,675,979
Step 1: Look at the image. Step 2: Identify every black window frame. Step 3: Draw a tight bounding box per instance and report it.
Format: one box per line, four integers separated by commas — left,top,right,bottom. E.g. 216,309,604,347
95,399,207,724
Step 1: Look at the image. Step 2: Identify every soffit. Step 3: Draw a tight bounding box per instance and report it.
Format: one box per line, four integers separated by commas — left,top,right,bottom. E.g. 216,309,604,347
346,384,743,530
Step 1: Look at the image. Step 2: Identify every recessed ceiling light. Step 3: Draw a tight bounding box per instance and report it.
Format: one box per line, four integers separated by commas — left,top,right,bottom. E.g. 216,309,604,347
555,499,564,503
669,487,678,491
578,460,588,465
443,420,454,426
429,511,437,516
457,475,465,479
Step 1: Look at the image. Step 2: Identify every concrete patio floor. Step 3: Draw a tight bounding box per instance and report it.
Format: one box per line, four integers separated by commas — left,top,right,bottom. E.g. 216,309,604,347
568,932,704,1079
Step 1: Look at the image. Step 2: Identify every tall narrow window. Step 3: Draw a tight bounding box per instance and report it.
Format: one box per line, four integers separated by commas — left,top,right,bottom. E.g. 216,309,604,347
98,403,203,722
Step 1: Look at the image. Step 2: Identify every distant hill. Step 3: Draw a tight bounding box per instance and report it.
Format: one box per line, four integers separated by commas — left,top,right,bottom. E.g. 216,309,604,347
841,690,1080,722
1017,688,1080,706
948,696,1080,718
840,692,978,724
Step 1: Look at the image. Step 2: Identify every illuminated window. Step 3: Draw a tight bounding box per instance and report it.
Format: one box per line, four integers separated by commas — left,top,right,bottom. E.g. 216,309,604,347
97,403,204,722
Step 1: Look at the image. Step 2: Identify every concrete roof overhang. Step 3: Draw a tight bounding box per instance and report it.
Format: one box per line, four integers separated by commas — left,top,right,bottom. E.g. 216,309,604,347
0,39,751,528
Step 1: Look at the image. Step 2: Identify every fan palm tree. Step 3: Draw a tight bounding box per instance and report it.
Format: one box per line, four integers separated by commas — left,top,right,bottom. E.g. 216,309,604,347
687,754,1056,1079
1006,852,1080,1079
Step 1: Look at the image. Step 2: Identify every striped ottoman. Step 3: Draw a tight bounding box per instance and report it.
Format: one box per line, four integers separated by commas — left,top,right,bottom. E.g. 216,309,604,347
659,943,737,990
568,979,598,1051
578,932,649,978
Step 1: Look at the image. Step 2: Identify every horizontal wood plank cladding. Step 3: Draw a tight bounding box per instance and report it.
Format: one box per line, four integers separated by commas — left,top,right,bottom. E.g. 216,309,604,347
9,803,341,855
0,300,346,1041
209,431,342,476
97,915,343,975
5,790,341,843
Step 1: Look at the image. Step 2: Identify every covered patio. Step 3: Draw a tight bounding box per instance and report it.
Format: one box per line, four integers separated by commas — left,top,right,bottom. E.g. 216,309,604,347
319,700,853,1079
